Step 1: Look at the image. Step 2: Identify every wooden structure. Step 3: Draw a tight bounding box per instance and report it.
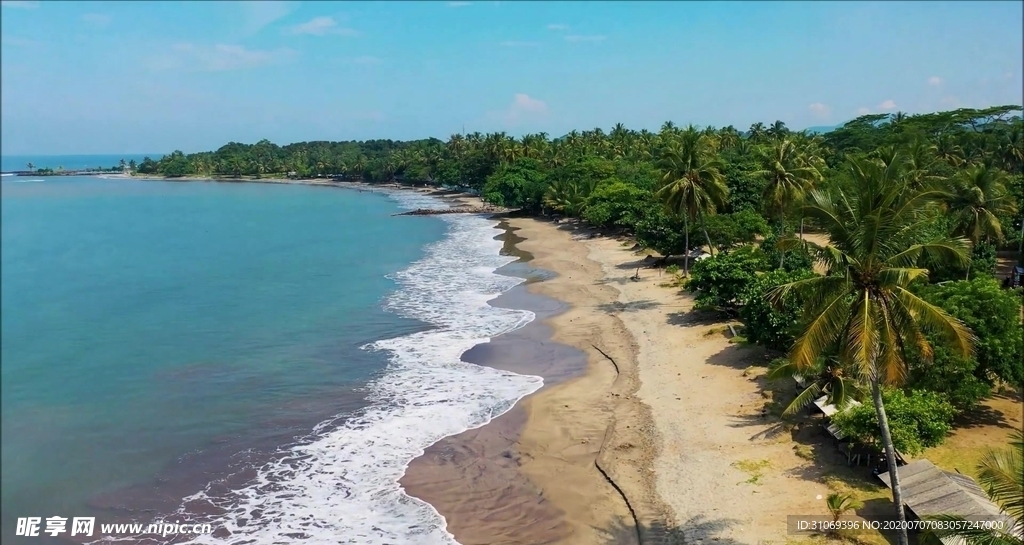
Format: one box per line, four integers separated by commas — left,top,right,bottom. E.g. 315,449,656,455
877,459,1015,541
813,395,862,418
1003,265,1024,289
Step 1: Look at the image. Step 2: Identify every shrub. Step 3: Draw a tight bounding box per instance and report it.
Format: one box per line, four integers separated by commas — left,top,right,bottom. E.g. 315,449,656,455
686,246,771,311
582,180,656,230
909,348,991,413
737,268,816,351
704,209,771,252
634,206,691,258
832,389,956,455
919,278,1024,387
760,231,815,273
481,158,547,211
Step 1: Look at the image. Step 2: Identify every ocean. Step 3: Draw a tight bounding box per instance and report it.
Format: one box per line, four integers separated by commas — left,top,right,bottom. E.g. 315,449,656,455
1,154,164,173
0,176,543,544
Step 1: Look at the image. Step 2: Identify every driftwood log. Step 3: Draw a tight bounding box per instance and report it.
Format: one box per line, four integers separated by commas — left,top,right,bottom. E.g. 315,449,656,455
393,206,507,216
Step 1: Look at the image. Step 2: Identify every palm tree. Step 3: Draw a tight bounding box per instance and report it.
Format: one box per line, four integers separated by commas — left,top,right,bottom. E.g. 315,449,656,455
937,134,966,167
1001,124,1024,174
656,127,729,275
767,356,862,416
770,154,976,545
923,431,1023,545
903,138,941,188
544,177,594,217
26,162,34,171
754,138,823,265
945,164,1018,244
748,122,767,141
766,120,789,140
826,492,862,521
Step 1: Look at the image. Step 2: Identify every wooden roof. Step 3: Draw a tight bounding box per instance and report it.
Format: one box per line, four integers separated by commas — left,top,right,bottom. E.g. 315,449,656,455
813,395,861,418
877,459,1008,522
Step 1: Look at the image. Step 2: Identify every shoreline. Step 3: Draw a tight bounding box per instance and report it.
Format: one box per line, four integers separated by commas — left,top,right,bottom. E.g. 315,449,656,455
69,172,853,543
113,172,670,542
496,217,669,541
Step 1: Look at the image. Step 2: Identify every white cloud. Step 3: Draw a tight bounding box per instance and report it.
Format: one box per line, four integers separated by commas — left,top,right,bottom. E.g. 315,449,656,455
490,93,548,126
81,13,112,27
857,107,871,115
159,43,297,72
287,16,359,36
238,1,295,36
0,1,40,8
565,35,606,43
808,102,831,119
448,1,472,6
547,23,568,31
878,99,897,111
927,76,943,86
499,40,539,47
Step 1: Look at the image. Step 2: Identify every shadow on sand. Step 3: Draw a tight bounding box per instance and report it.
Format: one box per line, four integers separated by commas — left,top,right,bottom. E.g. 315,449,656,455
599,515,748,545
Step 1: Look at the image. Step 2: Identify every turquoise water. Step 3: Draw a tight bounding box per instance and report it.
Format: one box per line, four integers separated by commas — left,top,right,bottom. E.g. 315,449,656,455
0,177,449,541
2,154,164,172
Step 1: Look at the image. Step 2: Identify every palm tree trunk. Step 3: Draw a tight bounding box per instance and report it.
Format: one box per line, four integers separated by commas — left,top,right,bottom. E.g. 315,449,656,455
683,216,690,278
799,216,805,241
778,213,787,270
699,212,715,257
871,377,910,545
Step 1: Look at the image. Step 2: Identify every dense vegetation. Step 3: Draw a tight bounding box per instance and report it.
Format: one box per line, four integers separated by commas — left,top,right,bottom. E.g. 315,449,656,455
139,106,1024,543
135,106,1024,260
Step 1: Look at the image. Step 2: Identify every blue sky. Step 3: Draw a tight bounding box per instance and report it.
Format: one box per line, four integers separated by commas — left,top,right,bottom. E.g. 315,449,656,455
1,0,1021,155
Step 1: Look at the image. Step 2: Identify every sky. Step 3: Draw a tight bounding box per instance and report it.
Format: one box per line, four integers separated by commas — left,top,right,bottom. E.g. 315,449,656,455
1,0,1022,156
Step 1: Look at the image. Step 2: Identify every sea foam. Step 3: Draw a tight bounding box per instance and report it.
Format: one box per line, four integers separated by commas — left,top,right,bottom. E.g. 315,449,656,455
159,190,543,544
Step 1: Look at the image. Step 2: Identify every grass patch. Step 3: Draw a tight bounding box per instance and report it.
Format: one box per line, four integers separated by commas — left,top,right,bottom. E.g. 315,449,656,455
732,458,771,485
924,443,989,480
793,444,815,461
819,471,893,545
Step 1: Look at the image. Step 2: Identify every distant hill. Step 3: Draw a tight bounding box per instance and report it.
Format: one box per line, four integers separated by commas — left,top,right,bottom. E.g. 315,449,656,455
803,123,845,135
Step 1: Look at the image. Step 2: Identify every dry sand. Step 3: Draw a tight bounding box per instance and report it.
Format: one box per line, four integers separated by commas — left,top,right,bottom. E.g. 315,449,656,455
401,207,836,544
505,219,835,544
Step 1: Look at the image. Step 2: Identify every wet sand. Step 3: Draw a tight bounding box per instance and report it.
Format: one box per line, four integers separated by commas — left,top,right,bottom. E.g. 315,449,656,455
402,216,667,545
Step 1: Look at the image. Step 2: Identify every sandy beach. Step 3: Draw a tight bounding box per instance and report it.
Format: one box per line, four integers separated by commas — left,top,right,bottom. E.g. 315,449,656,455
396,188,836,544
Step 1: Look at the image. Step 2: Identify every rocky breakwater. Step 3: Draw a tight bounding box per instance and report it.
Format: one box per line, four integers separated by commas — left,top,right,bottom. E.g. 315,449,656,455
393,205,509,216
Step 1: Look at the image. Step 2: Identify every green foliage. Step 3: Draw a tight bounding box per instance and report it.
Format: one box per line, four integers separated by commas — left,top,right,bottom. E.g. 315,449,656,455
738,268,815,351
719,148,766,212
919,278,1024,386
159,151,189,178
633,206,691,257
909,347,991,413
759,231,815,272
582,180,656,229
481,158,547,211
686,247,771,310
704,209,771,251
970,241,998,278
833,389,956,455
